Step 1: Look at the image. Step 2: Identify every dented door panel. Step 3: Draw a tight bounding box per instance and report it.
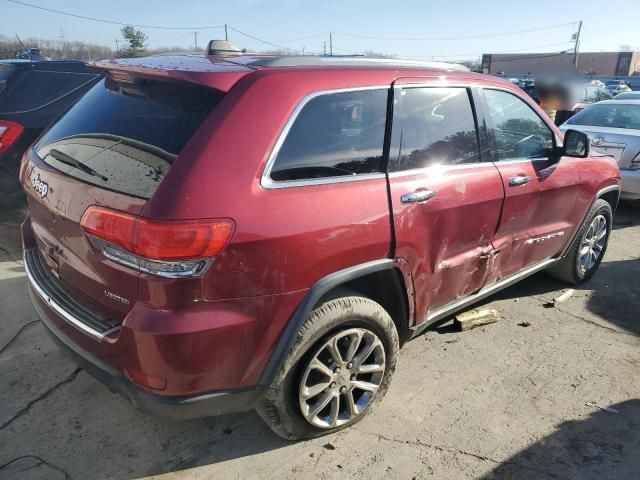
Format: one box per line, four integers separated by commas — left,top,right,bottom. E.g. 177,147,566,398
389,164,504,324
489,158,583,280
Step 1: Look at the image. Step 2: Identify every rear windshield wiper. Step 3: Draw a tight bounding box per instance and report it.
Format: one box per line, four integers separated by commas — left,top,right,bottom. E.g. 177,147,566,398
47,149,109,182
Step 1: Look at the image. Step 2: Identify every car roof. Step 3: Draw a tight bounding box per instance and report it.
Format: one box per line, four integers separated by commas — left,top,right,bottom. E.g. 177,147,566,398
590,99,640,106
93,54,468,73
239,55,469,71
91,54,502,93
0,59,86,65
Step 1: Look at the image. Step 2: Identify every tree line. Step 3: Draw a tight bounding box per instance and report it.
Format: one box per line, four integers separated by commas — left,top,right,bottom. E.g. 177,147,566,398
0,26,203,61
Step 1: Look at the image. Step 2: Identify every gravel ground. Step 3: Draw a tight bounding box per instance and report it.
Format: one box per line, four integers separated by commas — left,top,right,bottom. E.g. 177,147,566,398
1,204,639,480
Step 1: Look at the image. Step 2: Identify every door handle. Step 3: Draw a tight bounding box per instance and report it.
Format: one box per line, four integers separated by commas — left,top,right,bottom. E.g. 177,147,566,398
400,190,437,204
508,175,532,187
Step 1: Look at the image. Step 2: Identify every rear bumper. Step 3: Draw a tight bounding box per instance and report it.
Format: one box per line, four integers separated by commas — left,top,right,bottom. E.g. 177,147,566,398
621,169,640,200
29,286,263,420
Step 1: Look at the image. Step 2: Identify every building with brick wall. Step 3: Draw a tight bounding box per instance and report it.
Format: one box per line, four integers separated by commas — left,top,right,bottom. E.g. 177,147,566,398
481,51,640,76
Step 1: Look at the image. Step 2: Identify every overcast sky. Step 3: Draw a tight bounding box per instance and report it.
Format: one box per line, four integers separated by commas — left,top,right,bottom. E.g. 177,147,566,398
0,0,637,60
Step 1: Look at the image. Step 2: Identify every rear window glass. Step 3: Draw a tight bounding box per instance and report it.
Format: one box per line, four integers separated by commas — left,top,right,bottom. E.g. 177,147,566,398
36,77,222,198
567,103,640,130
269,89,388,182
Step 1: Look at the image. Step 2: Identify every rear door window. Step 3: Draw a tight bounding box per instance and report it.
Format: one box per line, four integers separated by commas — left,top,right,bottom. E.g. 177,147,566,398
388,87,481,171
268,89,388,182
35,77,222,199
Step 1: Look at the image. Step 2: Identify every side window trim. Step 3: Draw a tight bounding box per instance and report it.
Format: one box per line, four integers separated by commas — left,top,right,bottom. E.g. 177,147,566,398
480,87,557,163
261,85,392,190
469,86,493,164
387,85,483,172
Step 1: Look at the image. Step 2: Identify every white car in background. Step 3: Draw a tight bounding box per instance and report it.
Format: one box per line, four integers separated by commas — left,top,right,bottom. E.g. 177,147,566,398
560,100,640,202
605,80,632,96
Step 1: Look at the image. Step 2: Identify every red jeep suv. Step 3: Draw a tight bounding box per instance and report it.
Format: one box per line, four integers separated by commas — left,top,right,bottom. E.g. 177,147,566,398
21,54,620,440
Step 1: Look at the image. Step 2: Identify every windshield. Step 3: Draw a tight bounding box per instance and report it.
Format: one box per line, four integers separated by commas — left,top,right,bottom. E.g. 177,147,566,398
36,77,223,198
566,103,640,130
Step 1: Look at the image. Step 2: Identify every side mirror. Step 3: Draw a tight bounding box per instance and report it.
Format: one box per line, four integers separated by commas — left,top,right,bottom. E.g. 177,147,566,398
563,129,590,158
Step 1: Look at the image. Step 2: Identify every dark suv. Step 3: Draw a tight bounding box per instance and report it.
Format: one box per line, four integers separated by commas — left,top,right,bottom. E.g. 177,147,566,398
0,60,101,210
21,54,620,439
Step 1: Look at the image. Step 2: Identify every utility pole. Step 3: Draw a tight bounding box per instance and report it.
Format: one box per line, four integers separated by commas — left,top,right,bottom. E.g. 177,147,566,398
16,34,29,59
573,20,583,69
193,31,199,51
329,32,333,56
302,46,305,56
224,24,228,41
58,28,65,58
323,41,327,56
114,38,119,56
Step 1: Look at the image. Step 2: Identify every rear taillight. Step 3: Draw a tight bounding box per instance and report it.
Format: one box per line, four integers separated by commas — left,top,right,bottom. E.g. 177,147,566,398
80,206,234,278
0,120,24,156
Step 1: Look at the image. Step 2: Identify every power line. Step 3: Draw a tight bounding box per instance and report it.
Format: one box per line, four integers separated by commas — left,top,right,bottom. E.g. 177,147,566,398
333,21,577,42
2,0,580,60
333,41,573,60
414,41,575,59
226,25,295,52
275,32,330,43
5,0,225,30
332,45,366,55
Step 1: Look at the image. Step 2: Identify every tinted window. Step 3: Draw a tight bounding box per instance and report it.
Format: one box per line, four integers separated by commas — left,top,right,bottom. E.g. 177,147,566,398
388,87,480,171
484,89,554,161
270,89,387,182
0,70,99,114
567,103,640,130
36,78,222,198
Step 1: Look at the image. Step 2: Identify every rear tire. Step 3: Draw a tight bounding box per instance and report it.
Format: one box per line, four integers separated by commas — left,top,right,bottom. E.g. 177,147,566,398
256,295,399,440
548,199,612,284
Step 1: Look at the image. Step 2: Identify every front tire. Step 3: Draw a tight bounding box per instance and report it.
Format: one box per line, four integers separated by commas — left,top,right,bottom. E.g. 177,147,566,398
256,295,399,440
548,198,612,284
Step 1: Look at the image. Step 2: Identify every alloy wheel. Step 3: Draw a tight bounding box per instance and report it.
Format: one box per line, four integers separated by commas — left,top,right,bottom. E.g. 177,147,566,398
578,214,608,274
298,328,385,429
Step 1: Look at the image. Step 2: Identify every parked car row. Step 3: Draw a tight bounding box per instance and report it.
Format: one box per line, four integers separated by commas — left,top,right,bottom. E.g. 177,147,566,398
560,99,640,203
605,80,633,96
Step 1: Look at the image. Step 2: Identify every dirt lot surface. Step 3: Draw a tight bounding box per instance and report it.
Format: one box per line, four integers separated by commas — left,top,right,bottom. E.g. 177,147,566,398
1,204,639,480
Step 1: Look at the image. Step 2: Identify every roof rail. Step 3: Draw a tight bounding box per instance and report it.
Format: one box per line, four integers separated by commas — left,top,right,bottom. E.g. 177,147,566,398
247,56,470,71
